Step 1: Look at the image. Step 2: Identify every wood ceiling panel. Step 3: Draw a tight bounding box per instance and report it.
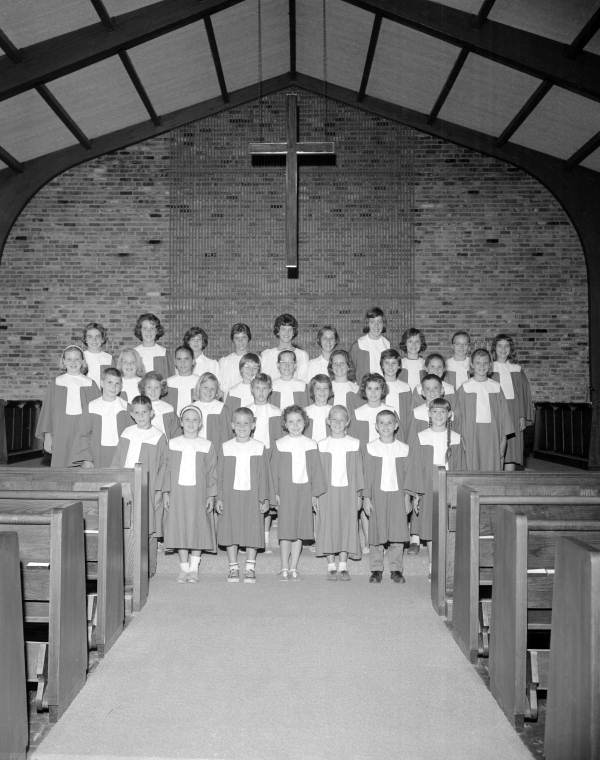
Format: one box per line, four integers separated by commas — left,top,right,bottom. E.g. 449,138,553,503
211,0,288,92
488,0,598,45
0,89,76,162
439,54,541,137
128,21,221,115
46,56,150,139
0,0,98,48
367,19,461,114
511,86,600,159
296,0,373,91
581,146,600,171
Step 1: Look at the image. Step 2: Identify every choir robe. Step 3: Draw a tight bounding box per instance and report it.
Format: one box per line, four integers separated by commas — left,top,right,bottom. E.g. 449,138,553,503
270,435,327,540
350,334,390,386
385,379,413,439
270,378,308,410
193,399,231,451
248,403,282,451
316,436,364,559
217,438,275,549
412,380,455,408
225,382,254,416
453,379,515,472
305,355,329,383
165,374,199,415
406,403,432,442
36,374,100,468
75,396,131,466
260,346,309,382
120,376,142,403
492,361,535,466
151,399,181,441
163,436,217,551
218,352,244,394
331,380,360,413
399,357,425,390
350,402,395,445
135,343,171,377
363,438,411,545
305,403,332,443
84,350,113,389
445,357,470,391
192,354,220,380
405,427,466,540
111,424,168,535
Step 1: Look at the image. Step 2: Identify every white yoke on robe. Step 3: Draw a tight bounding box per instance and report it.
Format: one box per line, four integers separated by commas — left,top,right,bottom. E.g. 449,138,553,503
354,402,395,443
84,350,112,388
446,357,470,389
260,346,309,382
193,354,220,380
417,427,461,469
136,344,167,374
272,377,306,409
167,374,199,414
248,403,281,449
358,334,390,373
169,436,213,485
305,404,330,442
332,381,359,408
121,376,141,402
401,357,425,390
305,355,329,382
151,399,175,435
218,352,244,394
88,396,128,446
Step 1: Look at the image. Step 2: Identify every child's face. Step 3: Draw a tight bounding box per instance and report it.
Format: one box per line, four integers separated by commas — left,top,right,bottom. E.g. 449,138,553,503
181,409,202,437
101,374,122,400
240,361,259,383
453,334,470,360
198,379,218,402
331,356,349,380
406,334,421,358
422,378,443,403
429,405,450,430
63,349,84,375
175,350,193,376
187,334,204,356
286,411,305,437
131,403,152,429
85,328,104,352
328,408,349,438
232,412,255,441
277,324,295,344
278,354,296,380
319,329,337,354
143,378,162,402
426,357,445,378
472,354,491,380
121,355,138,378
375,413,398,441
381,356,400,378
140,320,157,345
495,339,511,362
251,381,271,405
232,332,249,354
368,315,384,338
365,380,384,405
313,381,331,405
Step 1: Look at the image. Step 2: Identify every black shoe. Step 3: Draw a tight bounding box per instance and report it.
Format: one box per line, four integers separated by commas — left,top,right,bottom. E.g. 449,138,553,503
391,571,406,584
369,571,383,583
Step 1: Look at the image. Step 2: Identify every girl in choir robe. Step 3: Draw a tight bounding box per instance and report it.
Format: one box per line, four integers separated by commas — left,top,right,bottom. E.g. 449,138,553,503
215,407,274,584
225,353,261,413
350,306,391,386
327,349,360,412
111,395,168,576
453,348,514,472
305,374,333,443
192,371,231,451
445,330,471,391
398,327,427,390
183,326,220,379
407,374,445,441
405,397,466,578
315,406,364,580
140,371,181,441
82,322,113,389
163,405,218,583
491,334,535,470
76,367,130,467
260,313,309,382
116,347,144,403
380,348,412,440
36,345,100,468
165,345,199,415
305,325,339,383
412,353,455,407
362,409,411,584
270,350,308,409
133,312,171,377
218,323,252,394
270,405,327,580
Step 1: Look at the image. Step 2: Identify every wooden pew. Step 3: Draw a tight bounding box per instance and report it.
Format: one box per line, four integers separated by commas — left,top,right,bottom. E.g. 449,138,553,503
0,484,123,657
0,465,149,612
0,500,87,722
0,531,28,760
452,491,600,662
488,505,600,729
432,470,600,616
0,399,43,465
544,537,600,760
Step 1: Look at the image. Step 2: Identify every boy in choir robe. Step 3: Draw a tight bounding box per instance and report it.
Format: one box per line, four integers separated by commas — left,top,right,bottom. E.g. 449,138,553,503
76,367,131,467
445,330,471,390
165,345,199,415
270,351,308,409
362,410,411,584
350,307,390,385
225,353,261,412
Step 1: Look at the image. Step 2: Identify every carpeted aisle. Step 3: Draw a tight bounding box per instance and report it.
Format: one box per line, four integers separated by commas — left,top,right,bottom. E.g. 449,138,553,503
32,546,532,760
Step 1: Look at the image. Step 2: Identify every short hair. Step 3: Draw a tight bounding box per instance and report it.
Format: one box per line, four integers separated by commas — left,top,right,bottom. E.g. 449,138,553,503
359,372,388,400
232,406,255,424
376,408,399,426
101,367,122,381
174,344,194,360
363,306,387,334
327,404,350,424
421,373,443,389
239,352,261,371
183,326,208,350
277,349,296,364
399,327,427,354
230,323,252,341
134,313,165,341
116,348,145,377
131,394,152,410
281,404,309,432
379,348,401,375
492,333,516,362
194,372,222,400
83,322,108,347
471,348,492,364
273,313,298,339
139,371,168,397
327,349,356,382
308,374,333,403
60,345,88,375
316,325,339,346
424,353,446,369
451,330,471,345
251,372,272,390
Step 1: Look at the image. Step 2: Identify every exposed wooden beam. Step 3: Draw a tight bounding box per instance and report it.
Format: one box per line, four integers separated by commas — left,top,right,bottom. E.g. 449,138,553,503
90,0,115,29
566,131,600,169
341,0,600,103
204,16,229,103
495,80,552,147
0,0,244,103
474,0,496,27
0,146,24,173
289,0,296,77
567,7,600,58
358,14,381,102
0,28,21,63
427,48,468,124
118,51,161,126
36,85,92,149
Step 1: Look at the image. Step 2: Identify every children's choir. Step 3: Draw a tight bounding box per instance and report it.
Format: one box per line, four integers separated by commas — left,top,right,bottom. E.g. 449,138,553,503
35,309,534,583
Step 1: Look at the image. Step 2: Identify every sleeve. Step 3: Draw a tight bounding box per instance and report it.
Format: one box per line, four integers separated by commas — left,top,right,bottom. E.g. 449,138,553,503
361,449,374,499
515,370,535,424
110,438,128,467
72,409,94,463
449,437,467,472
84,384,101,404
451,387,466,438
217,447,225,502
307,447,327,497
397,393,413,441
162,451,172,493
218,405,232,446
353,448,365,494
404,441,427,496
165,387,178,413
269,444,281,495
205,443,218,498
154,436,169,491
35,381,55,437
257,447,276,504
165,412,182,441
345,391,361,415
497,391,515,438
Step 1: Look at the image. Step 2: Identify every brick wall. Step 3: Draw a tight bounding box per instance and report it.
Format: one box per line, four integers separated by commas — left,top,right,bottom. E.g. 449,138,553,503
0,90,589,402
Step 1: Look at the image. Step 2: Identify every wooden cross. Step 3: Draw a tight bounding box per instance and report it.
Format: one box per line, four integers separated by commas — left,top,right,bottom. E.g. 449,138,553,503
250,93,335,274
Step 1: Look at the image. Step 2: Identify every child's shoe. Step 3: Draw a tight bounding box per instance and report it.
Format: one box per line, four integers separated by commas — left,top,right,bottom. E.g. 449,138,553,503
187,568,199,583
279,569,289,581
326,569,338,581
227,567,240,583
244,567,256,584
390,570,406,583
289,569,300,581
369,570,383,583
339,570,351,581
177,568,188,583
